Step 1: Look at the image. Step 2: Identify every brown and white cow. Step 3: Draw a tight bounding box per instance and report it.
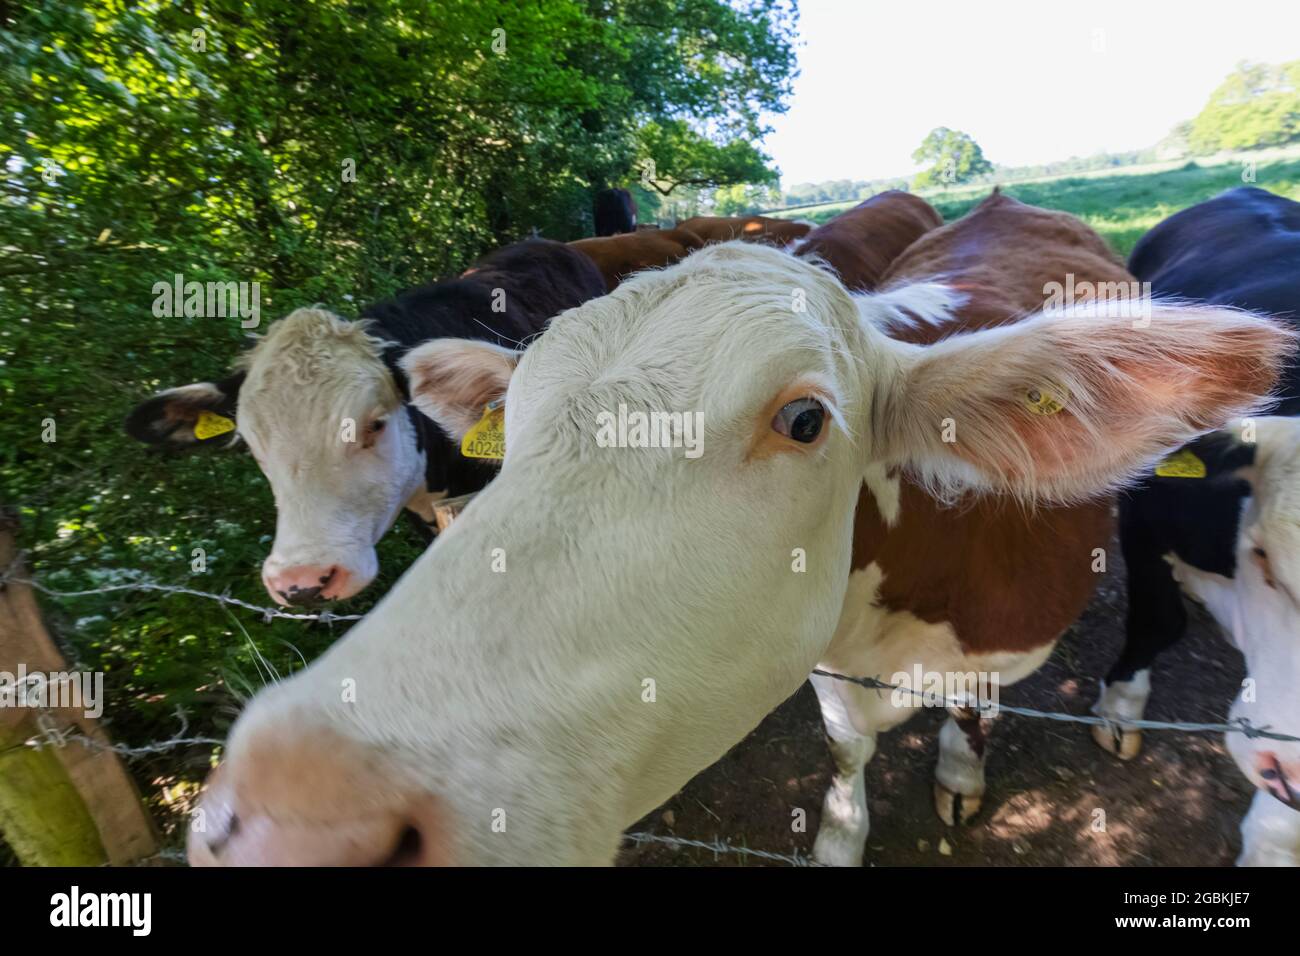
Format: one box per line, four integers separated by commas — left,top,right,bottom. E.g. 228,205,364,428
568,228,705,292
186,220,1288,866
796,190,943,291
678,214,812,247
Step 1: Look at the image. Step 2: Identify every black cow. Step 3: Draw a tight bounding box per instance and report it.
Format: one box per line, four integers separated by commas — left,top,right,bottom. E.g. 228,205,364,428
126,239,606,605
594,188,637,236
1092,187,1300,864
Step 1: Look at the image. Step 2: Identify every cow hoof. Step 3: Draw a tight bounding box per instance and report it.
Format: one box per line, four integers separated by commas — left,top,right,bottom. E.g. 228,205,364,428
934,781,981,826
1091,722,1142,760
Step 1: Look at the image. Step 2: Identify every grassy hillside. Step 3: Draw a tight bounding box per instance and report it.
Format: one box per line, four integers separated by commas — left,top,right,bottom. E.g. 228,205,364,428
783,152,1300,257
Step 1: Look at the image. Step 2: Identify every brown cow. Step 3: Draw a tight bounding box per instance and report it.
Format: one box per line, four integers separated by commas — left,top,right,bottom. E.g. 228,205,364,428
677,215,811,247
569,227,705,292
803,189,1287,865
797,190,943,291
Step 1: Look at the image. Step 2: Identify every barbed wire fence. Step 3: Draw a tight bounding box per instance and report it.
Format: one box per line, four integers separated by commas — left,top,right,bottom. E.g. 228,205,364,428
5,555,1299,867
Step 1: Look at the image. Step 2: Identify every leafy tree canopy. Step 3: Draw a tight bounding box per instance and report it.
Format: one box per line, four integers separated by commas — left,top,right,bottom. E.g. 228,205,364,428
911,126,993,189
1188,60,1300,154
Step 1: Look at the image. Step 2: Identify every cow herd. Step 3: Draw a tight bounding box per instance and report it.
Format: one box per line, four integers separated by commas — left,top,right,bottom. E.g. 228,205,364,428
124,186,1300,867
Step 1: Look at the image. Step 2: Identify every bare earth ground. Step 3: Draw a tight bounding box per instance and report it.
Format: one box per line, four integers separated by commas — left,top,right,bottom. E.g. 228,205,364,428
618,546,1254,867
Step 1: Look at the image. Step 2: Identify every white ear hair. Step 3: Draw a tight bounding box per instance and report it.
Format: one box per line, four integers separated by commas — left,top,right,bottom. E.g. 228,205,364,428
401,339,520,440
863,297,1293,505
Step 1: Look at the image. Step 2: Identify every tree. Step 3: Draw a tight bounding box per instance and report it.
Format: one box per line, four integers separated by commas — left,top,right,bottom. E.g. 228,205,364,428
911,127,994,189
0,0,801,792
1188,60,1300,154
635,120,777,195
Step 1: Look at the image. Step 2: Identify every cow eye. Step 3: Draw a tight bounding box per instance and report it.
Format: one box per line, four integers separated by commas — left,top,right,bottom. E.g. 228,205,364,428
773,398,825,444
368,418,387,434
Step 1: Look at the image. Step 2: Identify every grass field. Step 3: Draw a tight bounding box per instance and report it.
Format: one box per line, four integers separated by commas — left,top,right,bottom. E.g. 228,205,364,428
781,151,1300,257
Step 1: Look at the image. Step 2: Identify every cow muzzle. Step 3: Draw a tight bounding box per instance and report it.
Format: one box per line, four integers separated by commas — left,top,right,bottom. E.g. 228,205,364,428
188,729,453,866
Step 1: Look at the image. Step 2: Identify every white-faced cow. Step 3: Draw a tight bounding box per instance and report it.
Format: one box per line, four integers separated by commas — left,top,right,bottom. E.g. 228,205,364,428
125,239,605,606
1090,187,1300,865
186,219,1288,866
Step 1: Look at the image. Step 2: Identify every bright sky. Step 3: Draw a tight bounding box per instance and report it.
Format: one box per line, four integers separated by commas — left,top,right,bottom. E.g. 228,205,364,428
764,0,1300,185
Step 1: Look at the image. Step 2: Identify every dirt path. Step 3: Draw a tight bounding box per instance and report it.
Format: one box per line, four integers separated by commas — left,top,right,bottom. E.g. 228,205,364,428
619,561,1253,867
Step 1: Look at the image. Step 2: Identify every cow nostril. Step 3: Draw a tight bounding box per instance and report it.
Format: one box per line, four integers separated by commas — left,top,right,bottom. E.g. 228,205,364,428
283,585,324,607
383,825,424,867
319,567,337,587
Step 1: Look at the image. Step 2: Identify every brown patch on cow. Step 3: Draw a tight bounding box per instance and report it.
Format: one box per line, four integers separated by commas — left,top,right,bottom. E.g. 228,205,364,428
851,482,1112,654
954,708,988,758
677,215,811,247
847,191,1128,655
569,228,706,291
796,191,943,291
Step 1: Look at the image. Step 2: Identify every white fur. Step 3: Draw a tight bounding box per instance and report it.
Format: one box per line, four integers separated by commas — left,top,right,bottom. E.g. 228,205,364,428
1166,417,1300,865
236,309,431,598
1093,669,1153,726
192,243,1292,866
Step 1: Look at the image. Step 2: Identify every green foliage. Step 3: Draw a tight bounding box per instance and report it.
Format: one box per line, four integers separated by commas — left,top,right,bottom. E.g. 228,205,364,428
1189,60,1300,154
911,127,993,189
926,157,1300,255
0,0,797,845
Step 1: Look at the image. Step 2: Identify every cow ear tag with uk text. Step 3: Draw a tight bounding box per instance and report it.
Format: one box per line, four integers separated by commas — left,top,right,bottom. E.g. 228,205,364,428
461,399,505,461
1154,448,1207,479
194,410,236,441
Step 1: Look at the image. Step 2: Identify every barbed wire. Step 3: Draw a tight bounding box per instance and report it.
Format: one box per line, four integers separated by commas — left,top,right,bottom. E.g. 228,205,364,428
811,669,1300,744
6,559,1297,743
622,831,821,866
0,554,364,623
8,555,1300,871
0,708,223,761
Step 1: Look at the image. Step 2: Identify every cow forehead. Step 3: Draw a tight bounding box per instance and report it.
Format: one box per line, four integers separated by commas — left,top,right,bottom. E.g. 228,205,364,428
509,244,858,441
238,307,401,443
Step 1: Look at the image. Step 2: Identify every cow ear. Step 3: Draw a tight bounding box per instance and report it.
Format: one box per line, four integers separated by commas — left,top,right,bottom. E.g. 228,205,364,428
124,371,245,448
402,340,520,441
870,302,1294,504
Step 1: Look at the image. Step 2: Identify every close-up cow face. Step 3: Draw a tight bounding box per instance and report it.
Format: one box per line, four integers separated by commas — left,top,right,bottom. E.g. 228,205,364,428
187,241,1290,866
126,308,438,605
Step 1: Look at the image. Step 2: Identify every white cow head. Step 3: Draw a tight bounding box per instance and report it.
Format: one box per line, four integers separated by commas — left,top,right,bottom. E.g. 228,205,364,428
186,243,1291,866
126,308,434,604
1173,418,1300,807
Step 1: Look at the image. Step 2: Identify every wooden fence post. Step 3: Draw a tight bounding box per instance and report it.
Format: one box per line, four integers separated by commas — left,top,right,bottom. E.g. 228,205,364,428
0,512,159,865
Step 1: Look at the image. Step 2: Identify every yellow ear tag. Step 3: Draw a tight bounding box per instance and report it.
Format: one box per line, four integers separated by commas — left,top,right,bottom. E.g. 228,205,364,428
1024,384,1069,416
460,400,505,461
194,410,236,440
1154,448,1207,479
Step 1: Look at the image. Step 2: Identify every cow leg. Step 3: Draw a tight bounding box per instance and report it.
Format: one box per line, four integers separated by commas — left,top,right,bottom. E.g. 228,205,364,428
1237,791,1300,867
1093,498,1187,760
810,673,877,867
934,706,994,825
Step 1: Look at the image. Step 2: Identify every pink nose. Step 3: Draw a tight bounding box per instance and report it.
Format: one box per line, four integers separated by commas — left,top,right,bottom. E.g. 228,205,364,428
187,728,453,866
264,565,352,606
